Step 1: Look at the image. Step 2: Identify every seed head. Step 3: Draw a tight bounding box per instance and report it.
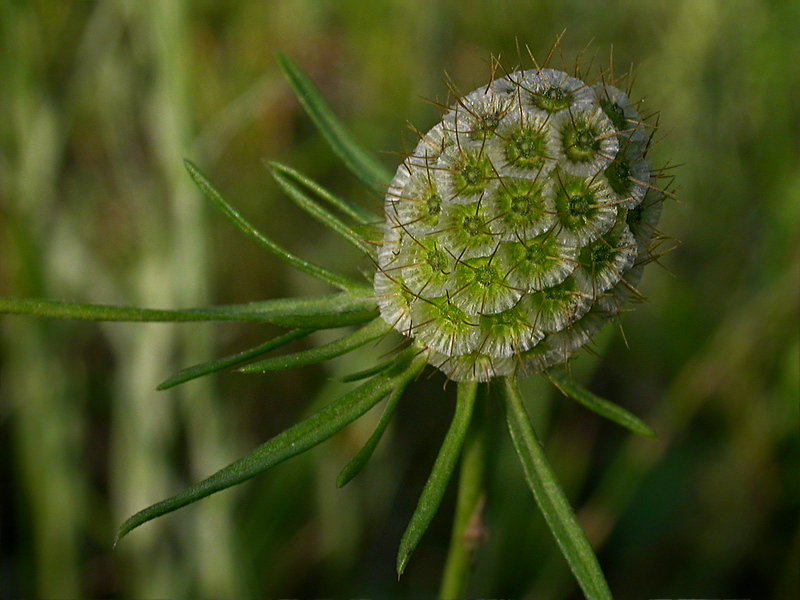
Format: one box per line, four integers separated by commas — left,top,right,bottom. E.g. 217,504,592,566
376,63,666,382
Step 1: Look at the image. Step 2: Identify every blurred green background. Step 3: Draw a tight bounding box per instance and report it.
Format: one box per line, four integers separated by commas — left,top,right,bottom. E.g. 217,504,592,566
1,0,797,598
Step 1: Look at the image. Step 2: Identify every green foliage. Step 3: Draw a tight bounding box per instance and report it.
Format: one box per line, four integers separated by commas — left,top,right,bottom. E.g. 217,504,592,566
268,162,375,255
237,318,390,373
0,295,377,328
157,329,312,390
547,369,656,437
275,51,392,191
397,381,478,576
336,371,409,487
185,159,365,292
117,348,428,542
501,377,612,600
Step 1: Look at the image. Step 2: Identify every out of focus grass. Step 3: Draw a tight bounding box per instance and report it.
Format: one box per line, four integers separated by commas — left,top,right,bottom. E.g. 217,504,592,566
0,1,797,598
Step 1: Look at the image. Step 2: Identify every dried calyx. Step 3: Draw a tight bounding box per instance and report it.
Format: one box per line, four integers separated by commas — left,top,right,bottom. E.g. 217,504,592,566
375,66,667,382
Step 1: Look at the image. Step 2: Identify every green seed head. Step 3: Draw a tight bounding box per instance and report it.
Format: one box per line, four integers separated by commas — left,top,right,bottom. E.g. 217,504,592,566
376,64,667,381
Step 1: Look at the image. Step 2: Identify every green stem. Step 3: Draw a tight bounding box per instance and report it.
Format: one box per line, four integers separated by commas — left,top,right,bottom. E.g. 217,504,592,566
439,385,486,599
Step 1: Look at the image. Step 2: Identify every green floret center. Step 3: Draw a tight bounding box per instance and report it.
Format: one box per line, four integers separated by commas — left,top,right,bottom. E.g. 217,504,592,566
583,240,614,266
626,205,643,228
494,180,548,231
425,192,442,215
600,97,627,131
425,249,448,272
474,265,498,287
563,123,601,163
482,113,500,130
505,127,548,170
533,86,571,112
462,215,485,236
553,178,604,231
462,165,482,185
453,152,493,196
471,111,502,140
438,302,465,325
568,192,592,216
511,195,533,215
526,242,548,263
605,159,632,195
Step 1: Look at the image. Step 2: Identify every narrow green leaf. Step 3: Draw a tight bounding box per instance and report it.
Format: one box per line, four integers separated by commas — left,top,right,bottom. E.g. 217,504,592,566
0,293,378,329
270,167,373,255
269,161,376,225
117,350,427,543
439,387,486,599
242,294,379,329
547,369,656,438
336,377,407,488
184,159,362,292
0,297,281,322
238,318,390,373
500,377,613,600
275,51,391,191
338,353,399,383
157,329,312,390
397,380,478,576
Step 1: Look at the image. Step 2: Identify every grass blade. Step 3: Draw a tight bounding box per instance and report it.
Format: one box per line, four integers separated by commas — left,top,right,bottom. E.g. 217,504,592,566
157,329,312,390
0,293,378,329
336,377,407,488
269,161,376,225
275,51,391,191
117,350,428,543
396,380,478,576
238,318,390,373
546,369,656,438
184,159,363,292
500,377,613,600
270,166,373,255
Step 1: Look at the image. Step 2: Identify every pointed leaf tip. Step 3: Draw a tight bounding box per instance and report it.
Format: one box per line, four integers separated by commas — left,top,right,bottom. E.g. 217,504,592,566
395,381,478,577
336,376,407,488
156,329,312,390
183,158,362,292
275,51,391,191
118,349,428,541
547,369,656,438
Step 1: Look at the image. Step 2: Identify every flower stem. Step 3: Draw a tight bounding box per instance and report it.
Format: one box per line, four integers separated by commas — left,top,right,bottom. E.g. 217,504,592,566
439,384,487,599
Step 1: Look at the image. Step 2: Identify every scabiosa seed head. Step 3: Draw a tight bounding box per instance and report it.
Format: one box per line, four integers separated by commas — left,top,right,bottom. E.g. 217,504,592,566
375,63,667,382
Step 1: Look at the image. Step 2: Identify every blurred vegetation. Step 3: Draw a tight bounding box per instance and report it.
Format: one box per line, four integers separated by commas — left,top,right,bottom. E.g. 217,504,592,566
0,0,797,598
